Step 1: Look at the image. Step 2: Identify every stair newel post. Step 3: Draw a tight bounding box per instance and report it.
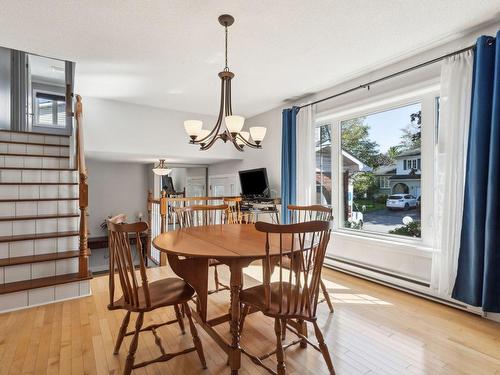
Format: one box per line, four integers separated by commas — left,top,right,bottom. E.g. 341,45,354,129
159,190,167,266
75,95,90,276
146,190,153,262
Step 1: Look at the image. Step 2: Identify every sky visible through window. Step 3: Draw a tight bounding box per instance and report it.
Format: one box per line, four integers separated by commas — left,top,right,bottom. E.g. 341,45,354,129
363,103,421,153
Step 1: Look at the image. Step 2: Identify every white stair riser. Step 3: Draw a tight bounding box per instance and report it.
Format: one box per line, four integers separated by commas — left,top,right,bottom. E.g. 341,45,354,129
0,184,78,200
0,237,79,259
0,200,78,217
0,155,70,169
0,170,77,183
0,280,90,312
0,142,70,157
0,131,70,146
0,258,79,284
0,217,79,236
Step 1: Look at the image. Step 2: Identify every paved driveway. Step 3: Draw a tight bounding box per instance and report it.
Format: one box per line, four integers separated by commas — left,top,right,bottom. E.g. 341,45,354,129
362,208,421,233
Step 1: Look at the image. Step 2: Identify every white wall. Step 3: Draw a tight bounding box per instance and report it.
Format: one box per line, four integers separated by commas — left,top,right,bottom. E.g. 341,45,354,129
81,96,240,164
186,167,207,178
87,159,149,237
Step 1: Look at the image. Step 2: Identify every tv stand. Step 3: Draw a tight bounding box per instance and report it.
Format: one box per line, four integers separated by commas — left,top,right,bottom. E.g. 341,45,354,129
240,196,280,223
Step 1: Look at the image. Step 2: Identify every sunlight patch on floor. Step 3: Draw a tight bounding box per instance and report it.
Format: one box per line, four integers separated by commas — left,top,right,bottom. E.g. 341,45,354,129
332,292,392,305
243,265,391,305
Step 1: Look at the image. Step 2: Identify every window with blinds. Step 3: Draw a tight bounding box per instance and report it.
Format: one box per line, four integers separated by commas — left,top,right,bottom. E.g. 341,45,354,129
34,91,66,128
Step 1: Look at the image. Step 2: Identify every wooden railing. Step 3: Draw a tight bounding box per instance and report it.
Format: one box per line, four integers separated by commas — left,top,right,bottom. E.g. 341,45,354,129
146,191,232,265
75,95,90,276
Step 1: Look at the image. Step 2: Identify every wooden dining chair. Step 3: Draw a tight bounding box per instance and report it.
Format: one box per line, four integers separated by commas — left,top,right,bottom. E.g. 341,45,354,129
224,197,243,223
224,197,256,224
174,204,230,294
107,220,206,375
239,221,335,375
287,204,334,313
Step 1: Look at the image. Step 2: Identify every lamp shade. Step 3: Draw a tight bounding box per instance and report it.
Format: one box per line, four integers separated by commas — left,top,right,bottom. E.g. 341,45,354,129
249,126,267,143
184,120,203,138
225,115,245,134
152,167,172,176
152,159,172,175
236,131,249,146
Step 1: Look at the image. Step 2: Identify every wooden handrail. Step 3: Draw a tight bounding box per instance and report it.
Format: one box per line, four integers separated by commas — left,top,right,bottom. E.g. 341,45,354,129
75,95,90,276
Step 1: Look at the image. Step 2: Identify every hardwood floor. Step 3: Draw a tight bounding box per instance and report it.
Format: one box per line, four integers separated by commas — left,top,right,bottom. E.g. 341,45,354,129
0,265,499,375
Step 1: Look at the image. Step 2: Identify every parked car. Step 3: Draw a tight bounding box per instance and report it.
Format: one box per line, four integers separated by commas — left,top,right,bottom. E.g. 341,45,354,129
386,194,418,210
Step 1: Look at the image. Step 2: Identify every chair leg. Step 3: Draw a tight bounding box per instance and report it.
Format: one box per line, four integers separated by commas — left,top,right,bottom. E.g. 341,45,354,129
124,312,144,375
298,319,308,349
114,311,131,354
274,318,286,375
281,318,287,341
184,302,207,369
312,320,335,375
174,304,186,334
239,304,250,333
213,265,220,292
320,279,334,313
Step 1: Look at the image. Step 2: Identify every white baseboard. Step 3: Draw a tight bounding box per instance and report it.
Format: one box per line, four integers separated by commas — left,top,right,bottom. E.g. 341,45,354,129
324,257,500,323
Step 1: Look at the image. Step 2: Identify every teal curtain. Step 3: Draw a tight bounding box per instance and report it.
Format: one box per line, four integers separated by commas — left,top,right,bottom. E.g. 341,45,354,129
453,32,500,312
281,107,299,223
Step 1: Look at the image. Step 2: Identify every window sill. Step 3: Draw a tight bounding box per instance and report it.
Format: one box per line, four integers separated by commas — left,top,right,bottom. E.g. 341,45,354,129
331,229,433,258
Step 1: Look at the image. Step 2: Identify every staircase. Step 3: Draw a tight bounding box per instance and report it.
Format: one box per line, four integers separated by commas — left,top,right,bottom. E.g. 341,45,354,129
0,127,92,312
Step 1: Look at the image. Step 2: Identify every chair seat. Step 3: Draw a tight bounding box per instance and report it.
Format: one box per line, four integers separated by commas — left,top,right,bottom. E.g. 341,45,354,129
240,282,312,318
113,277,195,312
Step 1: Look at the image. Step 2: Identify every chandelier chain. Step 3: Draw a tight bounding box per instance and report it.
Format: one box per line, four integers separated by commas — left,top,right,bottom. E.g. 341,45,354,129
224,25,229,71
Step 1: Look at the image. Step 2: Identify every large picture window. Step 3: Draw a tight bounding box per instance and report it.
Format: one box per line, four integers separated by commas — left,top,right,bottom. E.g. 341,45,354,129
314,84,438,244
340,103,422,237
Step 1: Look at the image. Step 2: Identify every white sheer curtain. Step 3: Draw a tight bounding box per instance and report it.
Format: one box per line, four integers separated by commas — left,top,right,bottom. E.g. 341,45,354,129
431,51,474,297
296,104,316,205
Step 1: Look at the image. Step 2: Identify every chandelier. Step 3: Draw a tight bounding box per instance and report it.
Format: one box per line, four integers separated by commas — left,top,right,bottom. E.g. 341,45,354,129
152,159,172,175
183,14,267,151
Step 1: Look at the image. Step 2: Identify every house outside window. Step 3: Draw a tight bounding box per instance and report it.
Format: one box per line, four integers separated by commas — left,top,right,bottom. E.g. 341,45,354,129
379,176,390,189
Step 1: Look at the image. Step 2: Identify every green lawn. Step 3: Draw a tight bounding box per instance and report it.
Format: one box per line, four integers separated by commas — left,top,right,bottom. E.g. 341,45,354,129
353,199,386,212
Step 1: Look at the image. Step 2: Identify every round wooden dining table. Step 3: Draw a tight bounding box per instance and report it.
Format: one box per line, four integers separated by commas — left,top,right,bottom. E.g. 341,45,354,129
153,223,292,374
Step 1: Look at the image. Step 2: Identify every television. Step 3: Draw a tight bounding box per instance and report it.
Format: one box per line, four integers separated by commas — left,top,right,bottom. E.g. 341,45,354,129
238,168,270,198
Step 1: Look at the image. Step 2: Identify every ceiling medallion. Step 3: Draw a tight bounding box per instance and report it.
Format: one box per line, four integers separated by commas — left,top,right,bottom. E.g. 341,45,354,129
183,14,267,151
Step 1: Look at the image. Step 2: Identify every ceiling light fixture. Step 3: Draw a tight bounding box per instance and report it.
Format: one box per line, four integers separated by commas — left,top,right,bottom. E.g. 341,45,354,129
183,14,267,151
152,159,172,175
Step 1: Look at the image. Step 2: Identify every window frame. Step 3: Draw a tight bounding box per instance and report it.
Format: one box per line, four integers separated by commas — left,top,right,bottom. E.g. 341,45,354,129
315,81,439,248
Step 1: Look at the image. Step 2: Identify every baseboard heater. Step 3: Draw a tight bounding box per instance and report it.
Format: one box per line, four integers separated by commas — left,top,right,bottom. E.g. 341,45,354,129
324,255,470,311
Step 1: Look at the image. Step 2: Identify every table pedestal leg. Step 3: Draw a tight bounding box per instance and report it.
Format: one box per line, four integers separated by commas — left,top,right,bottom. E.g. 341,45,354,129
228,261,243,374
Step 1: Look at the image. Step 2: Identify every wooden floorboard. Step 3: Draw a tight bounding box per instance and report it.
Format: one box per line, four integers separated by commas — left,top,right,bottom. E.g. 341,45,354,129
0,265,499,375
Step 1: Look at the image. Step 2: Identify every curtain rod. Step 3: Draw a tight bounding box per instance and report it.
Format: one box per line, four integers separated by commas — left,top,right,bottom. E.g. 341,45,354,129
298,44,476,109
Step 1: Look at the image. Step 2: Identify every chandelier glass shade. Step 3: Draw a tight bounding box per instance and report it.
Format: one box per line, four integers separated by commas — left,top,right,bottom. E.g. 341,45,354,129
152,159,172,175
183,14,266,151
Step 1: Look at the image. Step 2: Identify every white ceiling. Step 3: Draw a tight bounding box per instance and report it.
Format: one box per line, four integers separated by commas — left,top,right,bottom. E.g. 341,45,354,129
0,0,499,118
